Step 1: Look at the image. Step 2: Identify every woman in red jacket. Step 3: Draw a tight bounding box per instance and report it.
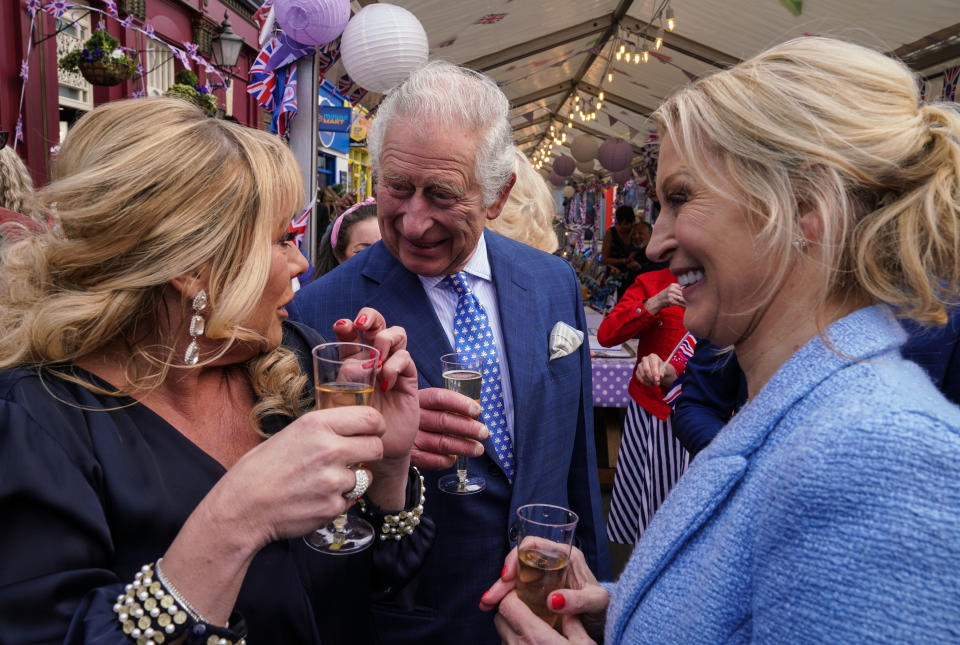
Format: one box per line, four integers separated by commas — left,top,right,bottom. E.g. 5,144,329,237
597,266,690,543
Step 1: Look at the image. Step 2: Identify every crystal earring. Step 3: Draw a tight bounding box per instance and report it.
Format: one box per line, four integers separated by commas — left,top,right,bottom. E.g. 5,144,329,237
792,237,808,251
184,289,207,366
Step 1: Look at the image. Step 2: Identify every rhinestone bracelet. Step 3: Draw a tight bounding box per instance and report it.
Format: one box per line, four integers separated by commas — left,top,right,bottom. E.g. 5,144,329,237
368,466,425,541
113,561,246,645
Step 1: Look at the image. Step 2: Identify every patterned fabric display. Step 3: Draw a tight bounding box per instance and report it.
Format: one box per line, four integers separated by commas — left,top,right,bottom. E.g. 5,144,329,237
442,272,515,482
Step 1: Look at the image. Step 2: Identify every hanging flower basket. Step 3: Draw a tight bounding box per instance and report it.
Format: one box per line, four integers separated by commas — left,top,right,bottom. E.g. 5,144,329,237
77,58,133,86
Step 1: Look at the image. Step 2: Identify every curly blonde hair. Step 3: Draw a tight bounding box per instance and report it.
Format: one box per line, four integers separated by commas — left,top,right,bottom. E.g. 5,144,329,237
486,148,559,253
0,98,310,427
654,36,960,325
0,146,47,225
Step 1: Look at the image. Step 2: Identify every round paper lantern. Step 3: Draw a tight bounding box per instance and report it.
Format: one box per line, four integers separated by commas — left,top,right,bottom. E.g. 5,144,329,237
275,0,350,46
577,160,595,174
340,3,428,94
611,167,633,184
562,185,576,198
552,154,575,177
548,171,565,187
569,135,600,163
598,137,633,172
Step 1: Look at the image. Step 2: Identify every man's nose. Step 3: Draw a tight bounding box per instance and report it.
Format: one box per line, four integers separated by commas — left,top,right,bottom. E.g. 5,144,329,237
400,192,435,238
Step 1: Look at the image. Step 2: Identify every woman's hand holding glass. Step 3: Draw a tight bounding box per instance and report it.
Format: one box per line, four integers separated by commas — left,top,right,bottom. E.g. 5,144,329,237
480,546,609,644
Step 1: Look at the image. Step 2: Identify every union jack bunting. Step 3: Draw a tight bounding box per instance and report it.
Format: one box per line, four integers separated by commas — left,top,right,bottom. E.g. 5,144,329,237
15,114,23,143
288,203,311,246
131,88,146,98
97,15,105,30
167,44,191,70
248,37,278,110
252,0,273,31
103,0,117,16
19,59,28,83
315,42,339,75
474,12,506,24
272,66,298,138
183,42,200,62
336,74,352,96
25,0,41,17
42,0,74,17
346,86,367,104
918,79,926,103
136,60,145,76
143,23,155,37
942,66,959,102
120,14,133,28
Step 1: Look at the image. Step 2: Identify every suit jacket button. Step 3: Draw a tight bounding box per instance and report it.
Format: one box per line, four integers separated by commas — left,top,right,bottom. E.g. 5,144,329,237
508,525,518,543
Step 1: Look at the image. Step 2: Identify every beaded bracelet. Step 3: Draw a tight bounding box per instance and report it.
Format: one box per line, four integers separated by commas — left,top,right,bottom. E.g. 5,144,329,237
361,466,426,541
113,561,246,645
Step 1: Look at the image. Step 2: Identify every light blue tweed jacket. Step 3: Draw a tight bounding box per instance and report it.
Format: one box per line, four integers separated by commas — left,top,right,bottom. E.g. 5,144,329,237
605,305,960,643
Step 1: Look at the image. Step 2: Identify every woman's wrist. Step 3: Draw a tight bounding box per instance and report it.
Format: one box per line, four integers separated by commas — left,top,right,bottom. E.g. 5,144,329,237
366,456,411,509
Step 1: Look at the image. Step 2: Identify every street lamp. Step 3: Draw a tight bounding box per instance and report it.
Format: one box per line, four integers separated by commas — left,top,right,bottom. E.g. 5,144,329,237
211,11,244,70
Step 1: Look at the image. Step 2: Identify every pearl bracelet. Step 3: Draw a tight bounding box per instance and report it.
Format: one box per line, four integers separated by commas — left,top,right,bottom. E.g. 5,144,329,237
360,466,426,541
113,561,246,645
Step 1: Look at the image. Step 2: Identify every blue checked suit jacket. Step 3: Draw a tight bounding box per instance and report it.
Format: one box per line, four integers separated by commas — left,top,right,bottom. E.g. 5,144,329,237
289,231,611,644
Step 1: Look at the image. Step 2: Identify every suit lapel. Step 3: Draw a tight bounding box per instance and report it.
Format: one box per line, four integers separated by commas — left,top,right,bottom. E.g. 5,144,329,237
360,249,452,388
486,233,537,475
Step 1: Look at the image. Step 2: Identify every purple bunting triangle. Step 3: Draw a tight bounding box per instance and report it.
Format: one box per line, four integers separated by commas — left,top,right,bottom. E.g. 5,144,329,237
522,111,533,123
608,114,618,127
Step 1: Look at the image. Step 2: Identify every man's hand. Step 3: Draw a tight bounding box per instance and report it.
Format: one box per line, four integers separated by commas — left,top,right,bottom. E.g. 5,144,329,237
412,387,489,470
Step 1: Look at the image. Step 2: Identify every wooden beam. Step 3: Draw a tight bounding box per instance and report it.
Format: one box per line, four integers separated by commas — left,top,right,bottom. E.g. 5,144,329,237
578,81,655,117
890,22,960,73
508,81,575,110
620,15,739,68
512,114,552,132
465,15,613,72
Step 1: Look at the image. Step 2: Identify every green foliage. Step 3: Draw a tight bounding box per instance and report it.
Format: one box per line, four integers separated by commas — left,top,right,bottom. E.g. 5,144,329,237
174,69,199,86
165,83,219,116
58,30,138,76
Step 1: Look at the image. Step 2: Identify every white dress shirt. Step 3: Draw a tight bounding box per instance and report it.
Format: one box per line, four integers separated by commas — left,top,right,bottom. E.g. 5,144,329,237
419,233,515,443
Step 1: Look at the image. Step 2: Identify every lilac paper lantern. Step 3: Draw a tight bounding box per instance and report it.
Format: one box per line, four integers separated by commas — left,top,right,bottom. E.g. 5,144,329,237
275,0,350,47
597,137,633,172
552,154,576,177
548,171,564,187
611,167,633,184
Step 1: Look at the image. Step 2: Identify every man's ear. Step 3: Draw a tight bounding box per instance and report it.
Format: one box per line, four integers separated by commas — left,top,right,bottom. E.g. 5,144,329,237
485,173,517,221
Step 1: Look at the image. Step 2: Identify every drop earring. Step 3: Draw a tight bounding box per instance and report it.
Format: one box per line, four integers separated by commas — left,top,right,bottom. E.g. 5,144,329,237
184,289,207,365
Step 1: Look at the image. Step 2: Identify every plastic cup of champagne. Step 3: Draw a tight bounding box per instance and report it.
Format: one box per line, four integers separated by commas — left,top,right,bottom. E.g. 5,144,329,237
438,352,486,495
514,504,579,628
304,342,380,555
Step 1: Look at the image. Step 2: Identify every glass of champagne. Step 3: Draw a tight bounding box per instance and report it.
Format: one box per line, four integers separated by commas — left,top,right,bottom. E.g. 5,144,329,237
515,504,579,628
438,352,486,495
303,342,380,555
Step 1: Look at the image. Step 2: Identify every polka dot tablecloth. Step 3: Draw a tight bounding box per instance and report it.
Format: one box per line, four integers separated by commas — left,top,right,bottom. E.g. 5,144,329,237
592,356,634,408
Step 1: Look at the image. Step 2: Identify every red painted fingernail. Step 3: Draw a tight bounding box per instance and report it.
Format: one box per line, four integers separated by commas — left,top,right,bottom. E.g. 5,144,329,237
355,314,368,326
334,318,349,328
501,565,507,579
549,593,565,611
377,358,383,369
380,378,388,392
361,359,375,369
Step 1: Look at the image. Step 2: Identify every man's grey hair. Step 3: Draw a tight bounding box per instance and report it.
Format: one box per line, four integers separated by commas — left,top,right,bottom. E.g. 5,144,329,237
368,60,515,207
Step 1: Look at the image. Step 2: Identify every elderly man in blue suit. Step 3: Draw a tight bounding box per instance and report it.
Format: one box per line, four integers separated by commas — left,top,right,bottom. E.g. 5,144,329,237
289,60,610,643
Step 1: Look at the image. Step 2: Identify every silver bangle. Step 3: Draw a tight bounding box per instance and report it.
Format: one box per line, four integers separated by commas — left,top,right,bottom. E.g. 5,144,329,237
154,557,211,625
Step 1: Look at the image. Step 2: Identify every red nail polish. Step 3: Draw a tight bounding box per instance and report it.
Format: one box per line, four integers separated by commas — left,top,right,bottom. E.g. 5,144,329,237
501,565,507,579
334,319,349,328
549,593,565,611
355,314,367,326
377,358,383,369
380,378,388,392
361,359,376,369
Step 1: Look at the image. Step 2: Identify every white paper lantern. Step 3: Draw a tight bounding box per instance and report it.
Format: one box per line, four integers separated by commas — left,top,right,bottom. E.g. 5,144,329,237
569,135,600,163
340,3,428,94
576,160,595,174
562,185,575,198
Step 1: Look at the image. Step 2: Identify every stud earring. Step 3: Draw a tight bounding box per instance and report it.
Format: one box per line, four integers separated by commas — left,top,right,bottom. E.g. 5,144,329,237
792,237,808,251
184,290,207,365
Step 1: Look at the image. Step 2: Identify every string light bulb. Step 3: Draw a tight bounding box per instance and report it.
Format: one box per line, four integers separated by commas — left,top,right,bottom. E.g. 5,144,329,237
655,28,664,50
599,91,605,100
634,52,641,64
597,101,603,110
666,7,675,31
608,71,613,83
642,49,649,63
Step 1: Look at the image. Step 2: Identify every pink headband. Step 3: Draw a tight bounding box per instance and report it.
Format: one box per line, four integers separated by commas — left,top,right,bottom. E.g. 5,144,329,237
331,196,376,248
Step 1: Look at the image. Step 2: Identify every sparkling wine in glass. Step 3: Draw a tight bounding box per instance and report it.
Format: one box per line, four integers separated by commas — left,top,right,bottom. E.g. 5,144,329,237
304,342,380,555
438,352,486,495
515,504,579,628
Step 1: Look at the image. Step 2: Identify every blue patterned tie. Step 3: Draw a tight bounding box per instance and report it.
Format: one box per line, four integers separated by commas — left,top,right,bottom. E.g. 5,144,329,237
442,271,515,482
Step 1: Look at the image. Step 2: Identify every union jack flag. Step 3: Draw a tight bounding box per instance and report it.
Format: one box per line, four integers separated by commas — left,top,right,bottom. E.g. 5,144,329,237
316,41,339,75
248,37,278,110
168,44,191,70
131,88,146,98
136,60,145,76
474,12,506,24
19,59,28,83
120,14,133,28
918,79,926,103
183,41,199,62
272,65,298,138
252,0,273,31
288,202,311,246
336,74,352,96
15,114,23,143
662,331,697,408
143,22,155,38
97,16,105,30
25,0,41,17
346,86,367,104
942,66,959,102
42,0,74,17
103,0,117,16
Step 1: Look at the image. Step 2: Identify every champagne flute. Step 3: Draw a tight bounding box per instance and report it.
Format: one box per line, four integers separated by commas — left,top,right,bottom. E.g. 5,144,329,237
438,352,486,495
304,342,380,555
